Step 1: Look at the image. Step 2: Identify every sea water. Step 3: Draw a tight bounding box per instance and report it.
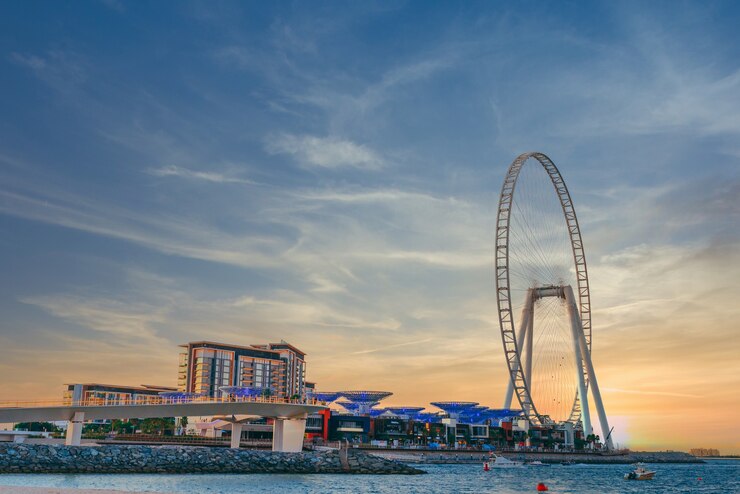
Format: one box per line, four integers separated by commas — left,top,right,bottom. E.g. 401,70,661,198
0,460,736,493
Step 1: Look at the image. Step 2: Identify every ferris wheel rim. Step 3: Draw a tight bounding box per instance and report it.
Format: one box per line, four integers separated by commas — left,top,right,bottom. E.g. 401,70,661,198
495,151,592,426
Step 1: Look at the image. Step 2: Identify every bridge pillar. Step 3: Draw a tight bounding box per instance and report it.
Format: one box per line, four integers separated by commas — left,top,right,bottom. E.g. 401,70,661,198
65,411,84,446
272,415,306,452
230,422,243,449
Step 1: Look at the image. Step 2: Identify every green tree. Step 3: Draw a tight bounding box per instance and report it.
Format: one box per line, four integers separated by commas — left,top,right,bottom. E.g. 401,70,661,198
14,422,61,433
585,433,601,447
111,419,137,434
140,417,175,435
82,422,111,434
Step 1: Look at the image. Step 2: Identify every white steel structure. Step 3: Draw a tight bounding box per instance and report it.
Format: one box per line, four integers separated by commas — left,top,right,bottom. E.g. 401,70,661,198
495,152,612,449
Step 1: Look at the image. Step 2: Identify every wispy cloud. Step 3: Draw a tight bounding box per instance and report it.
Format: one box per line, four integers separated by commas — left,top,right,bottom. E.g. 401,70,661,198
21,294,168,343
351,338,434,355
295,189,454,204
307,274,346,294
231,296,401,331
266,134,383,170
354,249,491,269
0,187,284,269
602,387,702,399
10,50,87,92
98,0,125,13
147,165,255,184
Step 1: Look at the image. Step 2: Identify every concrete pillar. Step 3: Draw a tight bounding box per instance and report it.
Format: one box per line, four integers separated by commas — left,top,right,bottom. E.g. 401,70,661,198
562,423,574,448
272,417,306,452
65,411,84,446
230,422,243,449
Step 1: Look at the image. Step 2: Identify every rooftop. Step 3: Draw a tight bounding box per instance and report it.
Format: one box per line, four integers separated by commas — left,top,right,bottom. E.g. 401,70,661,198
254,341,307,358
64,383,177,392
180,340,306,358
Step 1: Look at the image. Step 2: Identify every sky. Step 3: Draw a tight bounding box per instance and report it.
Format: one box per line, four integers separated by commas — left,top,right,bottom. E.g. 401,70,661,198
0,1,738,454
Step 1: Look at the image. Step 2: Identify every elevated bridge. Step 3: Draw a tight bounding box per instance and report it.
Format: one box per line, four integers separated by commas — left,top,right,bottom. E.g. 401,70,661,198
0,396,326,452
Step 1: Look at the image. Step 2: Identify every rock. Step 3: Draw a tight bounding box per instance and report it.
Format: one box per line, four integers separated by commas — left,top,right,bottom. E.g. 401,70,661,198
0,443,424,475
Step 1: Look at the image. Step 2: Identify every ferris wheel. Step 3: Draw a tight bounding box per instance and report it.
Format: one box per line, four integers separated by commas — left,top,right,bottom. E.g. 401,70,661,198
494,152,612,448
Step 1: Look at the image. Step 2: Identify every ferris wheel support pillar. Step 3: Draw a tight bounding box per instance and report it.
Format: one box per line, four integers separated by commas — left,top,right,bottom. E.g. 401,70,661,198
564,287,593,437
524,307,533,398
503,289,534,410
564,286,613,450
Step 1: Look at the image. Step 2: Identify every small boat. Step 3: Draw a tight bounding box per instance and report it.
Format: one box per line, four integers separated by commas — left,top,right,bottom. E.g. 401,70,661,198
624,463,656,480
486,454,524,468
526,460,550,467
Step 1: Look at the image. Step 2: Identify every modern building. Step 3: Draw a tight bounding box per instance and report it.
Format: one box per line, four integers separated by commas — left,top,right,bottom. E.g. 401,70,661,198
178,340,307,399
63,383,177,405
328,414,372,442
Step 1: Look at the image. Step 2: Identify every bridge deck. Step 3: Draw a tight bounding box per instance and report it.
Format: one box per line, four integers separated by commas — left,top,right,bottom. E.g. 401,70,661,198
0,397,326,422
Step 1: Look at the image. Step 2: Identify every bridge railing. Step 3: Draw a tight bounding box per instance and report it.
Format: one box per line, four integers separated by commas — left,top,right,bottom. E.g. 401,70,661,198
0,395,325,409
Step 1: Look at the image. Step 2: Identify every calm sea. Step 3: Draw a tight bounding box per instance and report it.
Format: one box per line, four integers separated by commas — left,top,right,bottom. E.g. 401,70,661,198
0,460,737,493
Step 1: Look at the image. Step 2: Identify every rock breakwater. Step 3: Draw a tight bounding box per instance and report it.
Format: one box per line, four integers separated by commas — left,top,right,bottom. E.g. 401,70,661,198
0,444,424,475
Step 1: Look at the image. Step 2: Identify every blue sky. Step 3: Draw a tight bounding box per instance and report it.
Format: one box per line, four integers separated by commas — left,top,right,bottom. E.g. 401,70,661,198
1,1,739,452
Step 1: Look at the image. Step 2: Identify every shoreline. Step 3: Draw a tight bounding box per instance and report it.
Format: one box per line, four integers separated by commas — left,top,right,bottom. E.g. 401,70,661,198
0,443,424,475
369,449,703,464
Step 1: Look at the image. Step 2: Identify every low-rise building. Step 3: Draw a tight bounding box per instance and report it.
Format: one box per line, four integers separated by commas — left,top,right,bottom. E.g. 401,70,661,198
63,383,177,405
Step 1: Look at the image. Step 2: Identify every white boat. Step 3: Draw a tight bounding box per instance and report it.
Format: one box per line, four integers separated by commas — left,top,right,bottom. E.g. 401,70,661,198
526,460,550,467
485,454,524,468
624,463,656,480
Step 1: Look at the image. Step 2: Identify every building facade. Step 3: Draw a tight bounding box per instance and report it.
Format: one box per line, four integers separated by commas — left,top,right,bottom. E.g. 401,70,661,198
63,383,177,405
178,340,307,399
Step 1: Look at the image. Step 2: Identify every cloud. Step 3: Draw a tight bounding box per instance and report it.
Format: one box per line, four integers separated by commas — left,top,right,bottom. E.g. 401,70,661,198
10,53,46,71
231,296,401,331
266,134,383,170
353,249,491,269
99,0,125,13
21,294,167,343
10,50,87,91
339,56,455,115
147,165,255,184
212,45,253,70
0,187,284,270
602,387,701,399
307,274,346,294
351,338,434,355
295,189,454,204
